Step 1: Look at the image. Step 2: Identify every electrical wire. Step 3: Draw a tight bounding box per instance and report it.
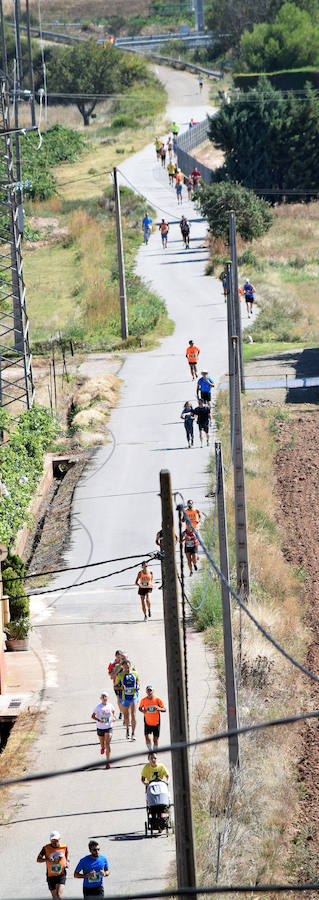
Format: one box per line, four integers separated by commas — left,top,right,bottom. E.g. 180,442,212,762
7,884,319,899
3,553,157,583
117,166,190,222
179,504,319,685
1,707,319,788
3,557,159,602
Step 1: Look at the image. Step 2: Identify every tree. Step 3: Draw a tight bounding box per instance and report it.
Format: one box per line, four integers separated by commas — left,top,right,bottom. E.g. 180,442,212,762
207,78,319,201
240,2,319,70
205,0,319,54
46,40,148,126
198,182,273,242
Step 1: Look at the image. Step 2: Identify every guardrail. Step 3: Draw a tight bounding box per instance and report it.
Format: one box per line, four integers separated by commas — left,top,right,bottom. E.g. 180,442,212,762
7,22,222,79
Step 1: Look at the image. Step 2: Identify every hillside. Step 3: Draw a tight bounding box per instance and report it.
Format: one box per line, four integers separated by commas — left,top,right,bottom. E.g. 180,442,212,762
3,0,149,20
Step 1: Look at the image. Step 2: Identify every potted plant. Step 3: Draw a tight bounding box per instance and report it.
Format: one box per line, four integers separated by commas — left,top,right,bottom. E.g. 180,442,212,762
5,615,32,651
2,552,31,651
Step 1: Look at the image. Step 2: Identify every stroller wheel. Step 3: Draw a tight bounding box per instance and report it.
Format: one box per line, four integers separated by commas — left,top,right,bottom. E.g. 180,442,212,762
145,822,148,837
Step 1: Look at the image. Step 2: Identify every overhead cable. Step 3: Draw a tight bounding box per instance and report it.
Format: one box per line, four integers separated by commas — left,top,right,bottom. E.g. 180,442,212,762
179,505,319,685
1,708,319,788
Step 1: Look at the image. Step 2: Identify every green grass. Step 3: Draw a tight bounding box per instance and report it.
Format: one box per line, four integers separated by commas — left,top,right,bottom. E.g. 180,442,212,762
24,244,81,342
243,340,304,361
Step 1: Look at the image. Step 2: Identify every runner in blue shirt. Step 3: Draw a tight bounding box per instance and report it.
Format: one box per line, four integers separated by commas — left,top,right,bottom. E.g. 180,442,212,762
242,278,256,318
142,214,152,245
196,370,214,407
74,840,109,898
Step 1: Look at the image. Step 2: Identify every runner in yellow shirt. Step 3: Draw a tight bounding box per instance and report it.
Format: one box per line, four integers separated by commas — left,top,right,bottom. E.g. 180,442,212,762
167,160,175,186
141,751,170,785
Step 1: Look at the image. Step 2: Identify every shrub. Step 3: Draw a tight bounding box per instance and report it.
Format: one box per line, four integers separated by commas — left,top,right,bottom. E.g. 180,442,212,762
0,406,57,546
198,182,273,243
2,553,29,621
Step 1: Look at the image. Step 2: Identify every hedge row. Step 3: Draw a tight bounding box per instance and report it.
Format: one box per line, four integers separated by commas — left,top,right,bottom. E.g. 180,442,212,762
233,68,319,92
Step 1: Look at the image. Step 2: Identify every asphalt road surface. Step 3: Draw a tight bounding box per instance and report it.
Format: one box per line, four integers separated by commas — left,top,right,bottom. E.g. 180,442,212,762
0,68,248,900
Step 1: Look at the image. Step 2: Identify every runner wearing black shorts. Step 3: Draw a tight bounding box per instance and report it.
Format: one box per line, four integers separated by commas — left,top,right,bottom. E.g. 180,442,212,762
37,832,69,899
139,685,166,750
194,399,211,446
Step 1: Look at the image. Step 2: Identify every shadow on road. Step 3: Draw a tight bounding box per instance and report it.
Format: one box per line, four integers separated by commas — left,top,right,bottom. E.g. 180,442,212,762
286,347,319,404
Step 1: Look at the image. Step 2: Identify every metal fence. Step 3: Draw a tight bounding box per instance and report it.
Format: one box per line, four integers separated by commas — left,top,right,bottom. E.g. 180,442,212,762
176,117,214,184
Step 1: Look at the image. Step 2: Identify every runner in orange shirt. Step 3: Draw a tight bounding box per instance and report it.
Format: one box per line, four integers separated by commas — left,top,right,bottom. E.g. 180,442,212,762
159,219,169,249
186,339,200,380
139,685,166,750
37,832,69,898
135,561,154,620
184,498,201,531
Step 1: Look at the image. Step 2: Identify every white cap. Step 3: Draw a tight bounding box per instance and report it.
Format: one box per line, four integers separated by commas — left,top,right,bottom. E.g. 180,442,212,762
50,831,60,841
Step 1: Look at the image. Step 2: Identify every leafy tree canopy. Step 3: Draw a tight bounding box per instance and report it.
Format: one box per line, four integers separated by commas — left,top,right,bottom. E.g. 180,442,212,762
208,77,319,201
46,40,148,125
198,181,273,242
206,0,319,53
240,2,319,70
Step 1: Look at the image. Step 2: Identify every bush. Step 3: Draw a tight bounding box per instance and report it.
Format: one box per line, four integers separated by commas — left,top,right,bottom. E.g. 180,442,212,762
19,125,86,200
2,553,29,621
0,406,57,546
198,182,273,243
190,574,223,633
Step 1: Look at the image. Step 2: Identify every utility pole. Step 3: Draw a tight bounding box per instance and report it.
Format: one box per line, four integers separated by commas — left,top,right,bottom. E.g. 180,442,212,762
160,469,197,900
0,0,8,80
215,441,240,772
194,0,205,32
14,0,23,235
0,78,34,409
229,211,245,392
113,166,128,340
226,263,249,599
25,0,36,126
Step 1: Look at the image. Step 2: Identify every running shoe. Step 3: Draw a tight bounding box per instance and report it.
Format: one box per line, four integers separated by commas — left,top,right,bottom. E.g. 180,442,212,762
105,762,111,770
119,712,122,720
131,733,136,741
100,748,105,755
194,564,198,571
144,614,147,621
126,728,130,740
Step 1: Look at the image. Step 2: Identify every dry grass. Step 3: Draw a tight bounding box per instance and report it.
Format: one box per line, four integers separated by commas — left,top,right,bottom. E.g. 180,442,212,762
0,711,43,823
3,0,148,16
192,392,310,896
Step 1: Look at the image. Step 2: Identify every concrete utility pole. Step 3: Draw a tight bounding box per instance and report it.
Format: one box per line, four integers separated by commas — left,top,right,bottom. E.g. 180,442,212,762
215,441,240,772
113,167,128,340
194,0,205,32
226,263,250,599
160,469,197,900
229,211,244,392
25,0,36,127
0,78,34,409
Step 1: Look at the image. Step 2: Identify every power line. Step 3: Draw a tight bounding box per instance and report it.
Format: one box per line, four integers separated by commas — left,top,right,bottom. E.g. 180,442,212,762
1,707,319,788
3,556,159,602
7,884,319,899
179,504,319,685
3,552,157,583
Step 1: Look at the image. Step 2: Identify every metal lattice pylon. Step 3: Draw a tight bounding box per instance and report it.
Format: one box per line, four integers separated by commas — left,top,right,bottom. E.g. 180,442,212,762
0,77,34,412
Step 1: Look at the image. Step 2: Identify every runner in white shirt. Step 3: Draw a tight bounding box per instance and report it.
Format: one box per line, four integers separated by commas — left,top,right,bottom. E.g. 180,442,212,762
92,692,116,769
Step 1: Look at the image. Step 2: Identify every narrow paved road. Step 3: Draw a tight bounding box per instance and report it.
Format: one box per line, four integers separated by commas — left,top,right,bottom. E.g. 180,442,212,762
0,68,248,899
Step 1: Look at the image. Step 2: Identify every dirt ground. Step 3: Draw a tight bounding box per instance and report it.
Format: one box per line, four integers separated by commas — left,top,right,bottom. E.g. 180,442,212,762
274,411,319,871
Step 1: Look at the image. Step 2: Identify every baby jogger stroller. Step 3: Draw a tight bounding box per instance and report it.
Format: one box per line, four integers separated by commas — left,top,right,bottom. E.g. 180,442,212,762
145,779,171,836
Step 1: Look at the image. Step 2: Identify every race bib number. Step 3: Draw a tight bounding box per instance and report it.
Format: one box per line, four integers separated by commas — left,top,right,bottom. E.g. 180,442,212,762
147,705,157,713
125,688,134,696
141,579,149,587
51,864,62,874
88,871,101,883
100,711,111,723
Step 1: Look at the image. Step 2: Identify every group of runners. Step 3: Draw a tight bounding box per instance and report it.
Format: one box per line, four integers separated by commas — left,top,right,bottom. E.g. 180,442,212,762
107,650,166,749
182,340,214,448
219,269,257,315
